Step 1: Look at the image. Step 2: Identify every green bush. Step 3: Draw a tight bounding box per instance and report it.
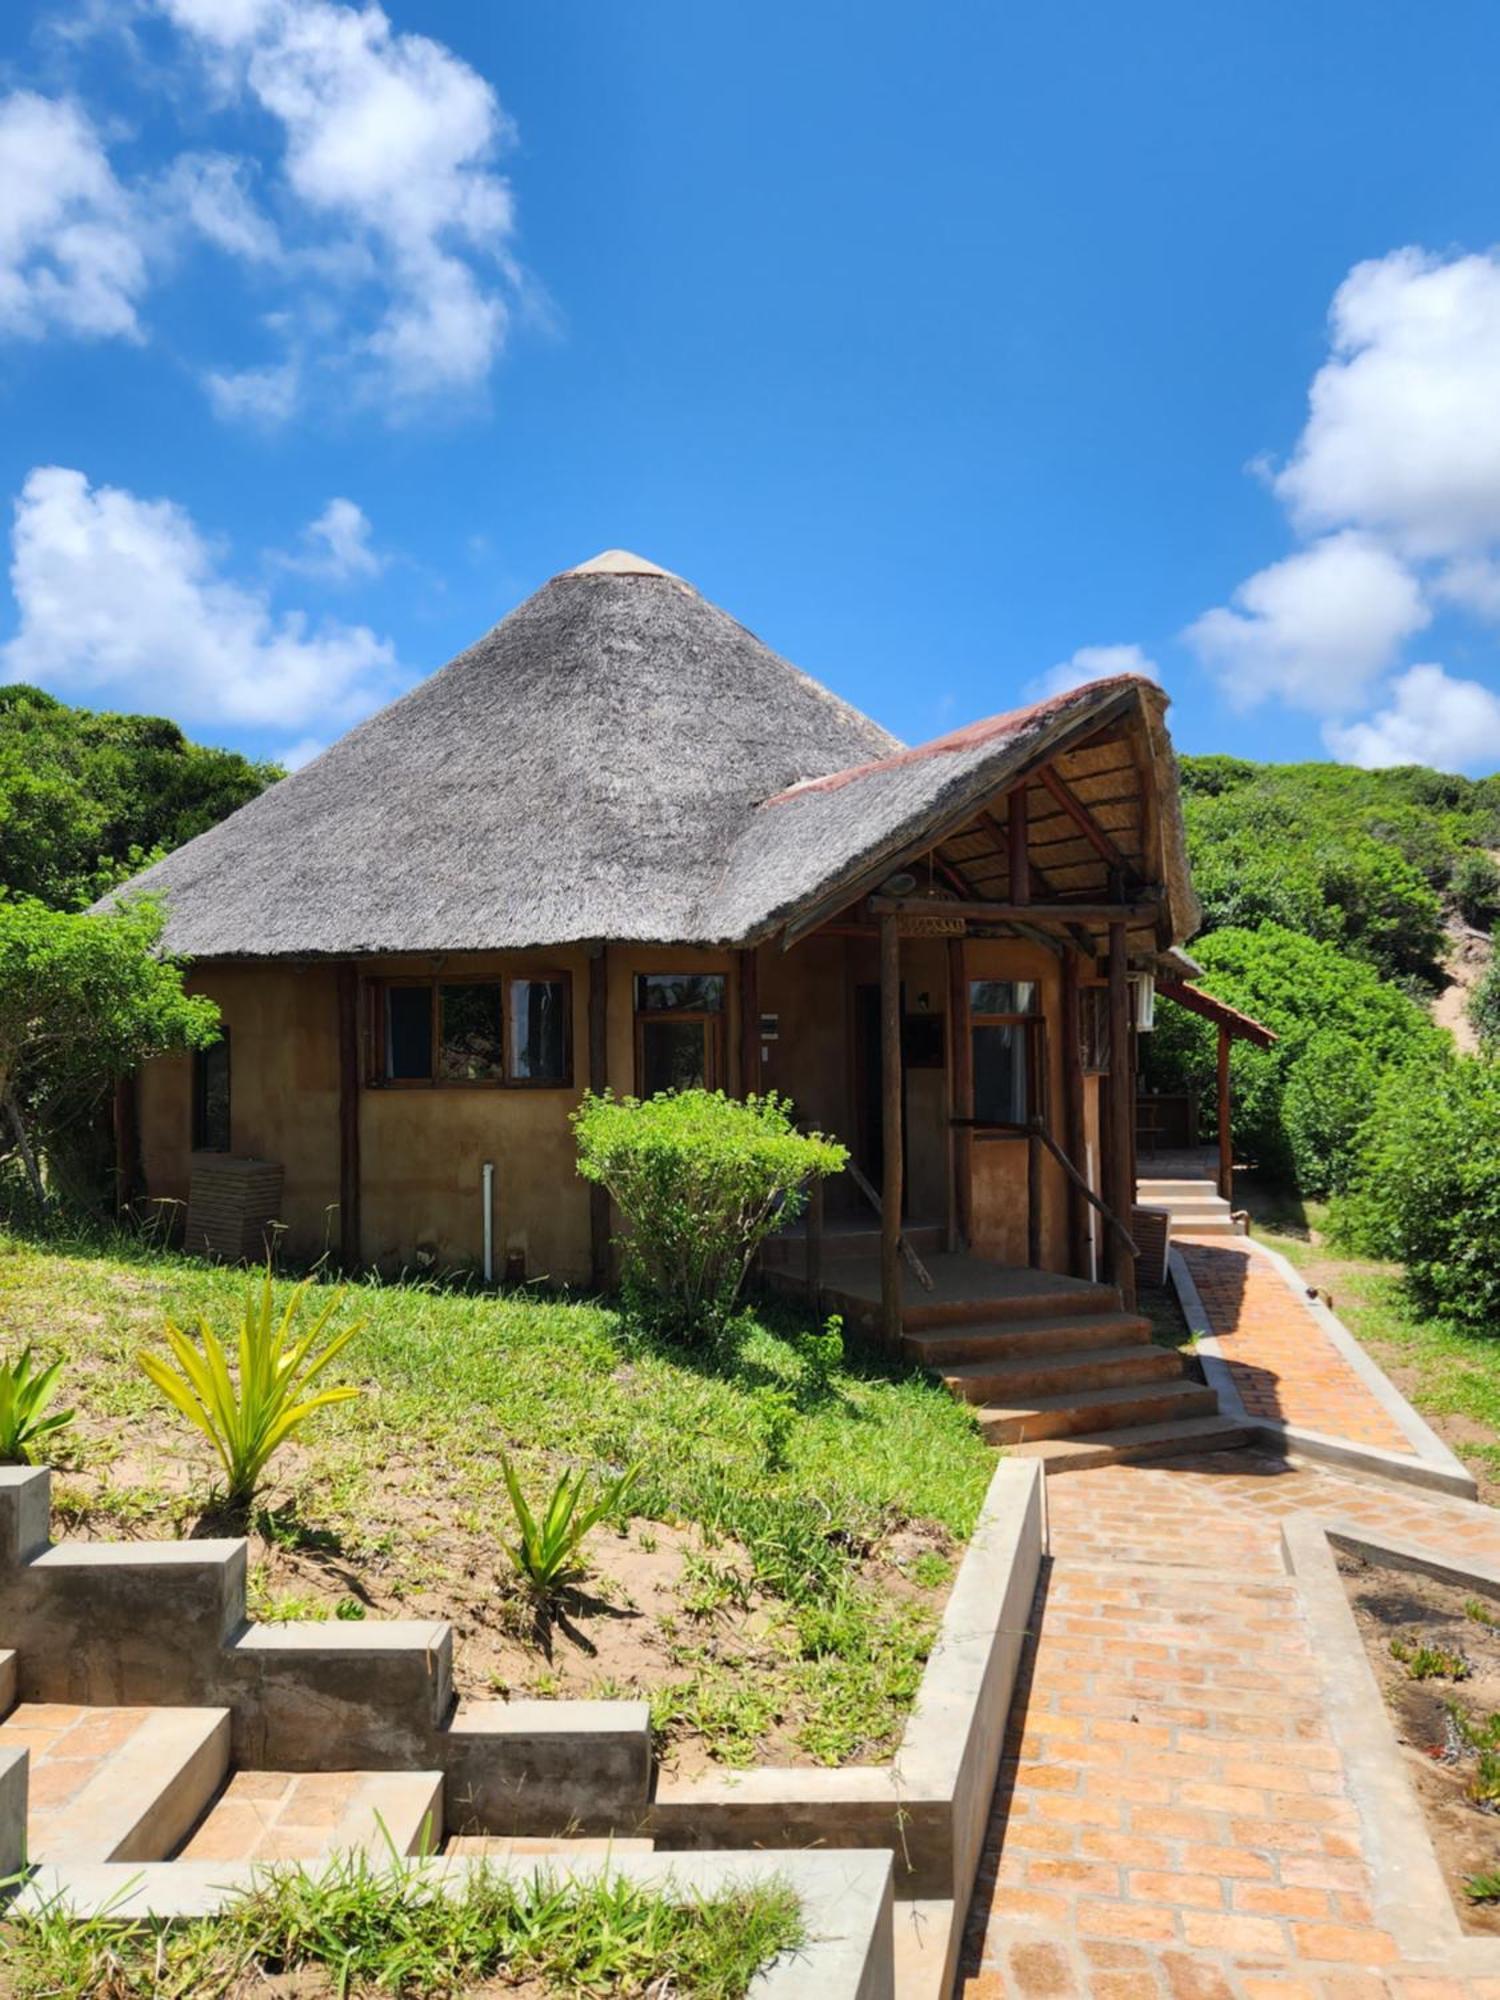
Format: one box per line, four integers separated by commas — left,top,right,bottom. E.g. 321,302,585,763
1470,955,1500,1054
1453,852,1500,929
1143,924,1443,1195
1334,1054,1500,1330
573,1089,847,1344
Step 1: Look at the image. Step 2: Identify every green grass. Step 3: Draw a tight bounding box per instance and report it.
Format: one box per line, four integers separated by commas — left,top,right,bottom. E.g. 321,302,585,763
1250,1207,1500,1486
0,1220,993,1768
0,1853,804,1999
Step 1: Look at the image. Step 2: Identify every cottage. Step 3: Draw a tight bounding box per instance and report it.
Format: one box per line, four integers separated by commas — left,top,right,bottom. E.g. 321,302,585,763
116,549,1232,1451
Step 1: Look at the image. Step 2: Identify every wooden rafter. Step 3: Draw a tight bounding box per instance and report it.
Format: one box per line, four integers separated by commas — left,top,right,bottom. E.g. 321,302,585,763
1037,763,1138,877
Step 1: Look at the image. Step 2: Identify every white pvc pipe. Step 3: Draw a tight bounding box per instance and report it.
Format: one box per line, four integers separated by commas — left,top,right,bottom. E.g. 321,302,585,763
481,1160,495,1284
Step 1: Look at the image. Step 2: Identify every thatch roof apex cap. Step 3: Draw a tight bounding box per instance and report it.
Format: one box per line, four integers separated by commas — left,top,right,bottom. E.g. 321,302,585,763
564,548,683,580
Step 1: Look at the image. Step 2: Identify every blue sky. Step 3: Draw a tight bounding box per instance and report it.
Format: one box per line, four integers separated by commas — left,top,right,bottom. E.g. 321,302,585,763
5,2,1500,774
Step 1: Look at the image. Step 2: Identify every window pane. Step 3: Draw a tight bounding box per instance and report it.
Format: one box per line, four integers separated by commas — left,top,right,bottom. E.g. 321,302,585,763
439,983,503,1081
194,1033,231,1151
973,1023,1028,1124
641,1019,708,1096
386,986,433,1080
510,979,567,1082
970,980,1036,1017
635,973,726,1013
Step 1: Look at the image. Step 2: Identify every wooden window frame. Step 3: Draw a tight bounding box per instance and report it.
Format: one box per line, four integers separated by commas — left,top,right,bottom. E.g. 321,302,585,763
191,1029,231,1152
969,982,1041,1138
367,973,573,1090
1079,986,1111,1076
632,973,726,1096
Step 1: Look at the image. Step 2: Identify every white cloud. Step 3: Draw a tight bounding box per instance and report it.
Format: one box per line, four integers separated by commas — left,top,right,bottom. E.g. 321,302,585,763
154,151,279,262
1,466,399,732
1183,531,1428,715
155,0,518,408
1276,249,1500,561
205,357,302,424
1325,663,1500,773
276,734,327,770
0,90,148,340
281,496,383,581
1032,643,1160,701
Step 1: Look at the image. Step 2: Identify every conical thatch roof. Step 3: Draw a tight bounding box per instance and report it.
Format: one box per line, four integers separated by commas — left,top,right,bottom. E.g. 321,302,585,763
111,552,1196,957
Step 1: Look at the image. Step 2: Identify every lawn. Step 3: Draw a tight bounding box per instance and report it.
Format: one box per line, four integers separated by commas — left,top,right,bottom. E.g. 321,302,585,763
0,1223,994,1773
1240,1183,1500,1501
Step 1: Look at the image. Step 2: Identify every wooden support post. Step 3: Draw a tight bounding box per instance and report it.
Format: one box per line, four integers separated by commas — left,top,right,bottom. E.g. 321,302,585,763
1217,1022,1232,1207
738,948,759,1099
879,911,903,1351
112,1074,138,1218
1061,952,1087,1278
1008,785,1031,905
588,947,610,1290
947,936,971,1253
1106,922,1136,1308
336,963,361,1273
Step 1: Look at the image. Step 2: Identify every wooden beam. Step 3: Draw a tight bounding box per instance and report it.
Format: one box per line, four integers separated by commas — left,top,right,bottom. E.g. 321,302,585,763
1061,951,1087,1278
880,911,903,1350
1106,921,1136,1309
1008,786,1031,905
588,947,610,1289
336,962,361,1273
1038,763,1137,878
1217,1023,1233,1206
737,947,759,1098
947,936,971,1253
869,895,1161,925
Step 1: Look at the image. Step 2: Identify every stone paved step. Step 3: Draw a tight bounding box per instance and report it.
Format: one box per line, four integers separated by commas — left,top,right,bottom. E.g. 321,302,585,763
975,1377,1219,1445
940,1342,1183,1406
444,1834,656,1857
177,1768,443,1863
1009,1411,1251,1471
0,1703,229,1862
905,1311,1153,1368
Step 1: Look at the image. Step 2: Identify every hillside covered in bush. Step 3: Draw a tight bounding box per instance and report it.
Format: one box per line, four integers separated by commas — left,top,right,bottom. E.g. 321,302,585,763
1148,754,1500,1328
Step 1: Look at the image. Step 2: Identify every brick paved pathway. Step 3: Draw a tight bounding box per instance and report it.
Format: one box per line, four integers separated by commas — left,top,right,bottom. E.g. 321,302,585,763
956,1450,1500,1999
1177,1238,1413,1454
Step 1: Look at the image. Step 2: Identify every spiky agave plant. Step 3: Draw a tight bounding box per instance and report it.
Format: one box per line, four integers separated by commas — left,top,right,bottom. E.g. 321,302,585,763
499,1453,640,1599
0,1347,74,1464
138,1274,362,1506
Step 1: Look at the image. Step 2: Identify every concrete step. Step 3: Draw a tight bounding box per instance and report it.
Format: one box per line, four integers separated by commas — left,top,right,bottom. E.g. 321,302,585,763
900,1280,1122,1334
940,1342,1183,1406
1137,1180,1223,1200
1011,1412,1252,1472
445,1834,656,1857
177,1768,444,1863
905,1310,1153,1368
1173,1218,1242,1237
975,1377,1219,1445
0,1703,229,1863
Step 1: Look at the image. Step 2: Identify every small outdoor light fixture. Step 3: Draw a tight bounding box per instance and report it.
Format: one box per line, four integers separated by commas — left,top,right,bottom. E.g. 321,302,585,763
1129,972,1157,1031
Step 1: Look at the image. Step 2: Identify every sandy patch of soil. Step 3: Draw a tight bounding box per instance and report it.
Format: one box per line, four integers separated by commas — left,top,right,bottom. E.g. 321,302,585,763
1339,1549,1500,1933
1434,920,1494,1055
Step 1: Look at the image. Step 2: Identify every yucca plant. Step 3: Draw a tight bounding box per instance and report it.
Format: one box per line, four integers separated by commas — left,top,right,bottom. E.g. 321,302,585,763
499,1453,640,1600
138,1275,363,1507
0,1347,74,1464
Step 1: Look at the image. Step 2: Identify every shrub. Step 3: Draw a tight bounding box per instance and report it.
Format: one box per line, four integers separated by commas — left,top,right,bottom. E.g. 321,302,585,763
1335,1054,1500,1330
1470,954,1500,1054
1454,852,1500,929
573,1089,847,1344
138,1274,363,1506
0,1346,73,1463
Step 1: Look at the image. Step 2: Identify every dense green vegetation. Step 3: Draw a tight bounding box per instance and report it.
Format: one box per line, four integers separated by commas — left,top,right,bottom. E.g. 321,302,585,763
1151,754,1500,1326
0,684,278,911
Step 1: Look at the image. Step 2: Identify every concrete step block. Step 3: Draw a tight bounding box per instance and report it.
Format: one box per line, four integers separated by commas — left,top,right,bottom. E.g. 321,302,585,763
940,1343,1183,1406
227,1620,453,1767
976,1378,1219,1445
1012,1413,1252,1472
0,1703,229,1862
444,1700,652,1838
444,1833,656,1857
0,1648,16,1718
905,1312,1152,1368
178,1767,443,1863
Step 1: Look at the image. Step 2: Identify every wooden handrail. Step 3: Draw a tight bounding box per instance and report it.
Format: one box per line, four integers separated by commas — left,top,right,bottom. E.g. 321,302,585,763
845,1160,936,1291
1028,1118,1139,1259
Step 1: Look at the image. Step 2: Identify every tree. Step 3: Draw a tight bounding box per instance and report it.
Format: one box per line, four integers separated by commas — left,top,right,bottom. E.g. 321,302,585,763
0,685,278,911
0,897,219,1208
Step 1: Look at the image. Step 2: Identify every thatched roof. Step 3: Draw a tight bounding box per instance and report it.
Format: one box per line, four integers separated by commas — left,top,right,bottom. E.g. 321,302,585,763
108,552,1196,957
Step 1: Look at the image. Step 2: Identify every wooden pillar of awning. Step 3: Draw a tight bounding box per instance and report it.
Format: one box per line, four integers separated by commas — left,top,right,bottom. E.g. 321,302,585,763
1105,920,1137,1309
879,909,903,1350
1217,1022,1232,1206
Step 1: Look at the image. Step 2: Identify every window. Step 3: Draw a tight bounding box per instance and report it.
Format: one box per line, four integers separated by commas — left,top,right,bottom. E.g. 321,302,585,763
970,980,1037,1129
635,972,725,1095
373,977,571,1087
192,1030,231,1151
